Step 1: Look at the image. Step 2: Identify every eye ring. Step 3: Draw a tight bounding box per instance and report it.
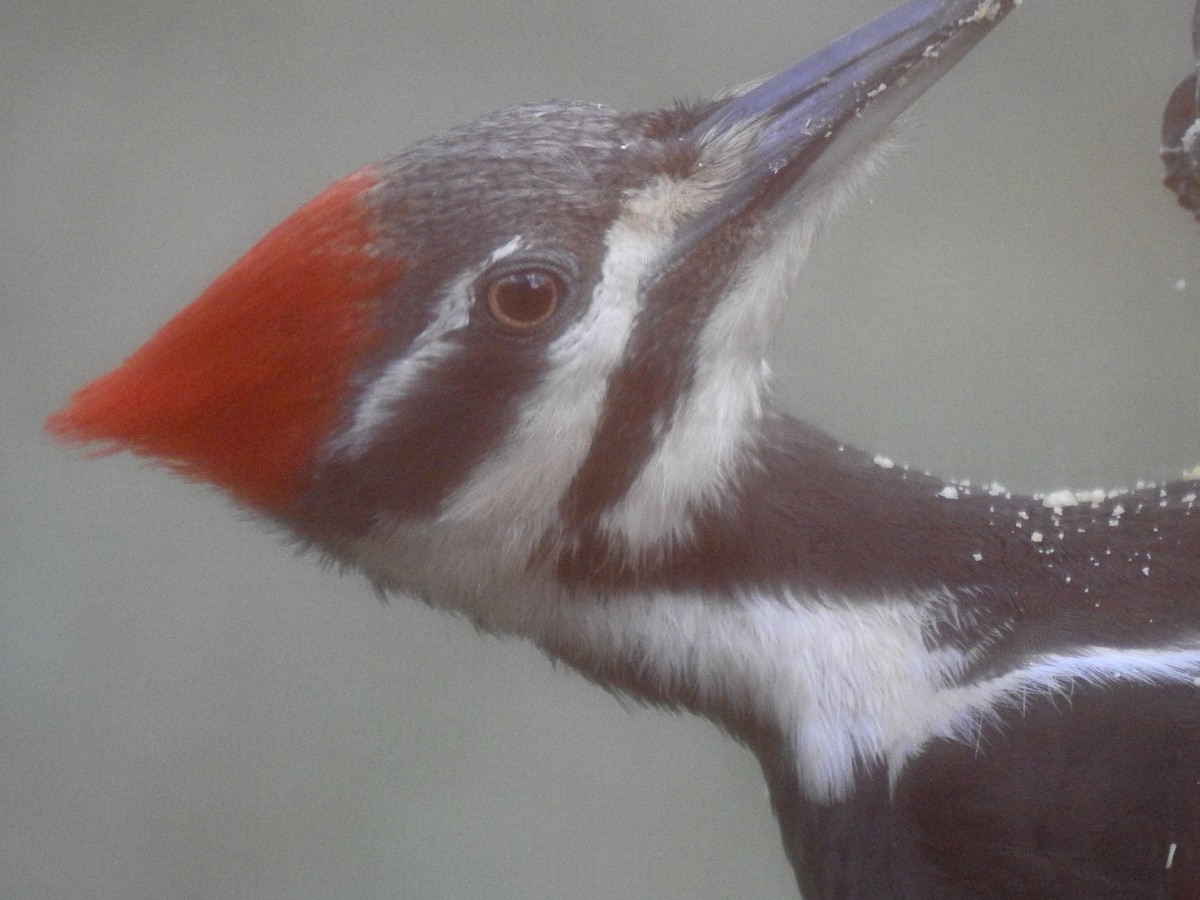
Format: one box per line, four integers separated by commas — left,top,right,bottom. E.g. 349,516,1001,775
481,268,565,331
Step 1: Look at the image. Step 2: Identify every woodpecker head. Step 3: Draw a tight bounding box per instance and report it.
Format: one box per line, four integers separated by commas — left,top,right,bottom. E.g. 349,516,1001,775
49,0,1015,625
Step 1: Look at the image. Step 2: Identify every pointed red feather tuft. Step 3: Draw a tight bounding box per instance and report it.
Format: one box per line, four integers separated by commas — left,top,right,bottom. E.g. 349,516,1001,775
46,165,402,513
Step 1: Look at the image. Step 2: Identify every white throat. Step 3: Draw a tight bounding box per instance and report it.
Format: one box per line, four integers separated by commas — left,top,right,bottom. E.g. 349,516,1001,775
354,521,1200,807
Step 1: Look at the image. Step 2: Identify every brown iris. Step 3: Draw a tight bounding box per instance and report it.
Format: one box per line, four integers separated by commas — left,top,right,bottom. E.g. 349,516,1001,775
483,269,563,330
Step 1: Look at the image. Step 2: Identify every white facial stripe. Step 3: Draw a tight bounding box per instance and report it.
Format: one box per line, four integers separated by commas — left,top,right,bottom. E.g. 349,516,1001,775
434,186,682,551
599,197,825,551
332,237,524,456
533,587,1200,804
599,142,889,553
488,236,523,262
527,589,959,802
356,476,1200,807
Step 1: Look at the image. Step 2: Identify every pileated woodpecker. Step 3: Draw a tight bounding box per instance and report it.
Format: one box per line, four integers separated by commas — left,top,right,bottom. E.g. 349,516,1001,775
47,0,1200,896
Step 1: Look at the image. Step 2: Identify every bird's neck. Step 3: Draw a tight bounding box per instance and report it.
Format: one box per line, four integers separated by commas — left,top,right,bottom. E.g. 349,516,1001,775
350,408,1200,803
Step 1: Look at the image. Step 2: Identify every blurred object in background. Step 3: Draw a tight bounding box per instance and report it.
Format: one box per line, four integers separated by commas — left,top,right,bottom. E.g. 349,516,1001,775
1161,0,1200,219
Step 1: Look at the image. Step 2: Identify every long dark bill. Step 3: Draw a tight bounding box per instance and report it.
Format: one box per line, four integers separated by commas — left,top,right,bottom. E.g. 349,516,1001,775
677,0,1019,248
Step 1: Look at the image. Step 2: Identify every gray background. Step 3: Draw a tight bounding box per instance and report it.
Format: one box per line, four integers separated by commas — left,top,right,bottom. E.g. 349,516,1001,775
5,1,1199,898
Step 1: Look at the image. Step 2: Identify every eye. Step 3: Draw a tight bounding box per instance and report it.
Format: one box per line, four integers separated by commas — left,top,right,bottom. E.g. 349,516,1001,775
482,268,564,331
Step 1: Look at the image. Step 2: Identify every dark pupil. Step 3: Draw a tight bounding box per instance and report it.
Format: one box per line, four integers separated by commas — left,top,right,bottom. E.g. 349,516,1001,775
494,272,555,324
